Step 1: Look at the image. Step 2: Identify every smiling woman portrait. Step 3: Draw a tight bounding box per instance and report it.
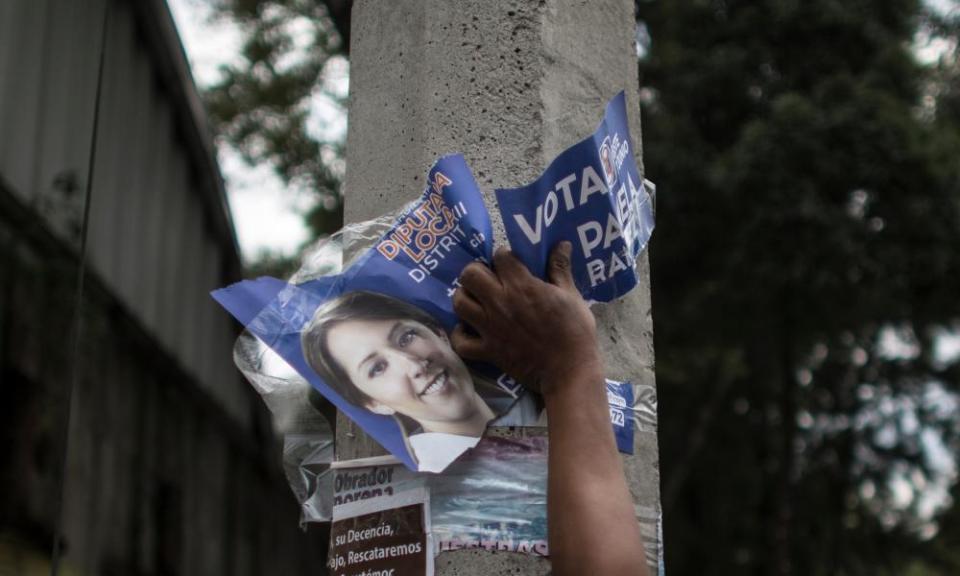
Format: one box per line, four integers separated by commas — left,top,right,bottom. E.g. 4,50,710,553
300,290,497,471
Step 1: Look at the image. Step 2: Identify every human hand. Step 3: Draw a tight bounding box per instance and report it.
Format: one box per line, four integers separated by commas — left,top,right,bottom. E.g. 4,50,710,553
451,242,602,396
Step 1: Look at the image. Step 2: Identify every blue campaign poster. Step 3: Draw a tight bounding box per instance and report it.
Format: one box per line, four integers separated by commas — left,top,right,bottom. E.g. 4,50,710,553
214,155,502,473
495,91,655,303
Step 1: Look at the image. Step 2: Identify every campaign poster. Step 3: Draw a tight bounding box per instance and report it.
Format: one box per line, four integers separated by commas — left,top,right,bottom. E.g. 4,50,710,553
495,91,655,303
213,155,517,473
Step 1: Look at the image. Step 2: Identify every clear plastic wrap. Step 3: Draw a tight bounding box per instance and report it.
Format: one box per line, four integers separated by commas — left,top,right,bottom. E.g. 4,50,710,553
331,436,550,555
232,206,410,525
232,203,660,523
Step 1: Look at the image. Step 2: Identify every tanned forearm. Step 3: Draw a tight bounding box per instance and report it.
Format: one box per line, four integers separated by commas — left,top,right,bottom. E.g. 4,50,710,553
544,362,649,576
452,243,649,576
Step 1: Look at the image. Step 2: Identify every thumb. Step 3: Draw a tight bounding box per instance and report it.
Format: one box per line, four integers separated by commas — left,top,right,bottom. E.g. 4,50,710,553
548,241,576,291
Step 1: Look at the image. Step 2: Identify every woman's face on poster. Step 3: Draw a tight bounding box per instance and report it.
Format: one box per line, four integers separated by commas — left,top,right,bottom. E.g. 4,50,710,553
326,318,476,426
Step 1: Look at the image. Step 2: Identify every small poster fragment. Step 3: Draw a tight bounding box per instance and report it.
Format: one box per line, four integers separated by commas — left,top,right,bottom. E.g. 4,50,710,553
606,379,635,455
333,438,550,560
495,91,655,303
330,487,433,576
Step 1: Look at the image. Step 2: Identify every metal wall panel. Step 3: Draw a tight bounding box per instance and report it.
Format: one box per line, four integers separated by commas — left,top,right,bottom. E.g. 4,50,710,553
114,40,152,309
200,240,219,400
0,0,50,202
139,100,172,330
196,425,228,575
179,197,203,379
180,403,198,576
156,154,189,351
28,0,101,249
32,0,73,228
134,83,168,330
61,0,105,206
102,2,138,292
135,373,160,574
0,2,16,124
2,0,248,427
86,0,127,284
59,351,103,573
0,209,328,576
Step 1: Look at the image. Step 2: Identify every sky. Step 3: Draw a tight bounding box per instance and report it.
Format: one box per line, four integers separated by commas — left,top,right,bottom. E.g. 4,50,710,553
167,0,348,263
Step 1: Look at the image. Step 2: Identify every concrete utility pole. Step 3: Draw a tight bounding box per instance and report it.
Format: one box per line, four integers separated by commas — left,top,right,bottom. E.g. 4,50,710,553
338,1,660,573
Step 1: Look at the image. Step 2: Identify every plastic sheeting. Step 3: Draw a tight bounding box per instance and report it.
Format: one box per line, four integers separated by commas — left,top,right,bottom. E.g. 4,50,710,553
231,204,660,523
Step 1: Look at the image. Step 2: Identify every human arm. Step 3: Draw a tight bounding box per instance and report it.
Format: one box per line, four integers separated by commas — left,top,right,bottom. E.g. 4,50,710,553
451,243,649,576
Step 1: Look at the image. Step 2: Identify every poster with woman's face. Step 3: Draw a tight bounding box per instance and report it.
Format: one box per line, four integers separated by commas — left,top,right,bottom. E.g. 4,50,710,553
299,289,520,473
215,155,517,473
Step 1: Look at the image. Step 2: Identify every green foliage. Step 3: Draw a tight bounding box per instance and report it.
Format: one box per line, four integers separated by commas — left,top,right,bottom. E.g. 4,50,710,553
639,0,960,573
203,0,346,241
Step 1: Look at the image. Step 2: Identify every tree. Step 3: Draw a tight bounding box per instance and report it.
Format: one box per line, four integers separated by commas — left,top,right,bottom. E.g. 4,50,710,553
202,0,349,243
638,0,960,574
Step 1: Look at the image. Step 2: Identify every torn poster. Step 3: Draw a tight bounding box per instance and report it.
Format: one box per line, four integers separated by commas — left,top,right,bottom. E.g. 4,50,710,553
330,485,433,576
213,155,513,474
496,91,655,303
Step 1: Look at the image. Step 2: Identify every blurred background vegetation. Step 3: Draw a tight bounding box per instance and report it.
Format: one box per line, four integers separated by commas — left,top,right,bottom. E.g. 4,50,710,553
201,0,960,574
638,1,960,574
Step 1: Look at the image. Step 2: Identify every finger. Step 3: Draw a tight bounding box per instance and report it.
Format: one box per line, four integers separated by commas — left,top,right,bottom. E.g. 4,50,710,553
548,241,577,291
450,323,491,362
459,261,501,303
452,288,487,329
492,247,534,285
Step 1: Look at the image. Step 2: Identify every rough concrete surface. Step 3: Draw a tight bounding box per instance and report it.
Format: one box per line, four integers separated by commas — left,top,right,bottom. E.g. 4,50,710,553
342,1,660,573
